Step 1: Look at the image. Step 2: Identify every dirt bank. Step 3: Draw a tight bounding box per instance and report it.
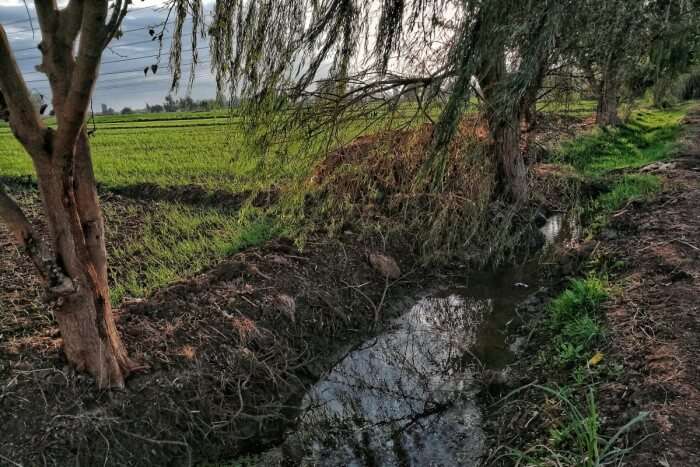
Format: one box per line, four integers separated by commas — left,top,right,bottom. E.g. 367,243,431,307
1,230,423,465
483,108,700,466
602,110,700,466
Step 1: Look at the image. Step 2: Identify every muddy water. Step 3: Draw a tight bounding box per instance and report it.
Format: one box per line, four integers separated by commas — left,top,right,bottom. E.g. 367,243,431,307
281,216,571,466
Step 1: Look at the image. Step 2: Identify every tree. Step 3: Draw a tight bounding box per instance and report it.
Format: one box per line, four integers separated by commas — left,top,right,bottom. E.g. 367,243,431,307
646,0,700,107
465,0,572,201
572,0,647,126
121,106,133,115
164,93,176,112
0,1,135,388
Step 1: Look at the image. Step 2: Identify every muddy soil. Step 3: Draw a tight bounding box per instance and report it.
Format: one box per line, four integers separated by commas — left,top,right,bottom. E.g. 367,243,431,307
1,221,430,466
0,182,426,465
601,110,700,466
483,109,700,466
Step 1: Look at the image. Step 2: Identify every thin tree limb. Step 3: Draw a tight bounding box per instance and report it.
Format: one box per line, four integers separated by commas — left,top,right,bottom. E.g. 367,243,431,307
0,186,75,295
54,1,109,152
0,25,46,151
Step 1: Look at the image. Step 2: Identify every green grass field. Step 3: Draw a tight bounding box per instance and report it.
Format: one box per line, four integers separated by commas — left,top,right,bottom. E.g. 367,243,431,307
0,111,297,192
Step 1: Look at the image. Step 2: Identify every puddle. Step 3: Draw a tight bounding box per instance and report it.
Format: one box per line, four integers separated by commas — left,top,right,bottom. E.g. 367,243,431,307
288,295,486,466
275,216,574,466
541,212,581,247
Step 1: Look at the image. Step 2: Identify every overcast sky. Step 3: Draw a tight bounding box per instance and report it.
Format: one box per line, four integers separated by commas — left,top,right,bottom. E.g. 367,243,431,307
0,1,218,110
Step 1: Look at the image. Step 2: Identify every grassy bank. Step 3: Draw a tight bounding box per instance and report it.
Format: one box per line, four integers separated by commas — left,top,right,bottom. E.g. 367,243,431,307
492,103,691,465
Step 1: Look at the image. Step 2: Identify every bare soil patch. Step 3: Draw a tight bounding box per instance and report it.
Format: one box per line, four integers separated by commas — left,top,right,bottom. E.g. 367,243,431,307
1,207,417,465
596,110,700,466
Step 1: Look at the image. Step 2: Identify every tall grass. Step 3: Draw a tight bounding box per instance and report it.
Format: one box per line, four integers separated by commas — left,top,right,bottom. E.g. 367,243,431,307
509,386,648,467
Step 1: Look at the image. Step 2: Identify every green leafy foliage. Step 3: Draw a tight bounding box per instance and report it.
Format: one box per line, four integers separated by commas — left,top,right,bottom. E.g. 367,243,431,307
549,277,608,327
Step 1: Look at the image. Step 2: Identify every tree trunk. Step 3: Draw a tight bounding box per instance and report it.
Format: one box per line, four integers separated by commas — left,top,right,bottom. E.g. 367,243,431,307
479,45,529,204
33,141,133,388
0,3,134,388
596,68,621,126
491,113,528,203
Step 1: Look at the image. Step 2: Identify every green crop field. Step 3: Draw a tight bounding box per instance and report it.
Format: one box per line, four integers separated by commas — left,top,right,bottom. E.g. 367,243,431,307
1,111,286,303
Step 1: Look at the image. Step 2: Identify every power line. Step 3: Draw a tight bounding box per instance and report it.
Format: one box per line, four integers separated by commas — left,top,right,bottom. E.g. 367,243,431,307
26,61,214,94
1,17,34,26
68,68,213,95
24,57,210,85
92,71,215,94
20,45,209,77
0,2,168,28
13,32,194,61
5,16,194,39
4,25,38,35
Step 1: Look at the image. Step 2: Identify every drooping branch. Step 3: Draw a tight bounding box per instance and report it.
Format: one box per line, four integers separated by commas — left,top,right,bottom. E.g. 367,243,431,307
0,186,75,295
0,26,47,151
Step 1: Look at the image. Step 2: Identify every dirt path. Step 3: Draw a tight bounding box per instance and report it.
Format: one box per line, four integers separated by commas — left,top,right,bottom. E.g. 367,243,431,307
600,108,700,465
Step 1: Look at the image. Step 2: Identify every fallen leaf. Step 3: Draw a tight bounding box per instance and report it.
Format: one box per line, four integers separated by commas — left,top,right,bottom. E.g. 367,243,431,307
588,351,604,367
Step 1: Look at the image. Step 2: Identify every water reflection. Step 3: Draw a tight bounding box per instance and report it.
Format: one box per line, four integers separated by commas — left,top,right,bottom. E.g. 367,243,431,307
541,214,564,244
540,213,581,247
281,214,577,465
291,295,487,466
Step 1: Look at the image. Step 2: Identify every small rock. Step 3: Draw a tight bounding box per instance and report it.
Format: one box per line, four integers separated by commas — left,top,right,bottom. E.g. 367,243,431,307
509,336,528,354
273,294,296,322
600,228,619,241
368,253,401,279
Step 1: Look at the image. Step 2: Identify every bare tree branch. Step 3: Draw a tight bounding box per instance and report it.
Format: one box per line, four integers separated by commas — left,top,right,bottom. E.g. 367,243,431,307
0,186,74,295
54,1,109,152
0,26,47,150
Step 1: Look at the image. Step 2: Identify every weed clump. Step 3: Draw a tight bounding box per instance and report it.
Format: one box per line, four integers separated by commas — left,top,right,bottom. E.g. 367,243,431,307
304,119,499,264
548,277,608,366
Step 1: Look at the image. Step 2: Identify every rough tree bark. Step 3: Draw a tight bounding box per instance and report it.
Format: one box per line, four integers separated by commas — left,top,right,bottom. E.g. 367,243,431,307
596,64,622,127
479,48,528,204
0,1,134,388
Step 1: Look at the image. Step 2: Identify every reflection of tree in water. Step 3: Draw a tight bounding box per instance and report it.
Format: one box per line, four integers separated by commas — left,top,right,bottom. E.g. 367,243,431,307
292,295,489,466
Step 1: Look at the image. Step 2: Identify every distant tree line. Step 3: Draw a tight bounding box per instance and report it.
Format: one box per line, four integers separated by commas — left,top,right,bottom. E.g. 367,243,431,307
145,94,228,113
97,95,230,116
